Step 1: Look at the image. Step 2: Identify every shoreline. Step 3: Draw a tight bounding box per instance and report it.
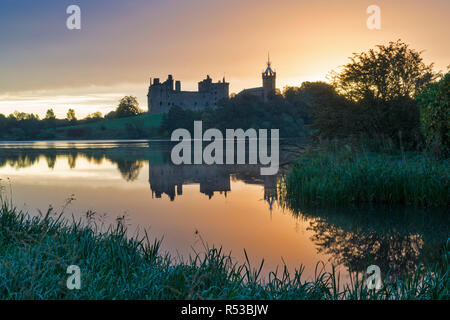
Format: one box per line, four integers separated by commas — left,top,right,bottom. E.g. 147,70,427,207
0,203,448,300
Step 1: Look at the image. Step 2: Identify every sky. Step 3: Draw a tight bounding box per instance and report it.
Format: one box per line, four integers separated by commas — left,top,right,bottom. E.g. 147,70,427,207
0,0,449,118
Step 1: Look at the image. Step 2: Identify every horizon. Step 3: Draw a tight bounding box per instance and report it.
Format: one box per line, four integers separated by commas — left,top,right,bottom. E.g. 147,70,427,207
1,0,449,118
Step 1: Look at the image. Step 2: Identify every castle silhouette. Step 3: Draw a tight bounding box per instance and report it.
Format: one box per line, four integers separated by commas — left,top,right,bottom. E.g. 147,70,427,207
147,55,277,113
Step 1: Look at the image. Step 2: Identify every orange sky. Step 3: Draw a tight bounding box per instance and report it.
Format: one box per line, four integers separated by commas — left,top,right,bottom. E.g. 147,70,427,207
0,0,448,117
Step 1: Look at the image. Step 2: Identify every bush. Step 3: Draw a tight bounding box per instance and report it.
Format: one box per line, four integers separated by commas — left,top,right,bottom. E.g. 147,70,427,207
417,72,450,158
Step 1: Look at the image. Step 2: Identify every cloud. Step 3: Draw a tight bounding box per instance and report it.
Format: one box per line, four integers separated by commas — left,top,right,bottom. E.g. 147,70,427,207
0,83,146,118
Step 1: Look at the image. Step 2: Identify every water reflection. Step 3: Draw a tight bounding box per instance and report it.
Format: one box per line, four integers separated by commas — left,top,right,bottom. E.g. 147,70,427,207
149,163,278,207
118,160,144,182
285,205,449,279
0,141,448,280
0,142,291,211
0,152,281,201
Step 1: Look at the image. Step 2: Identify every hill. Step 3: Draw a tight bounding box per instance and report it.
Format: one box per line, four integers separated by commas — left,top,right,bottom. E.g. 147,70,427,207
40,113,164,140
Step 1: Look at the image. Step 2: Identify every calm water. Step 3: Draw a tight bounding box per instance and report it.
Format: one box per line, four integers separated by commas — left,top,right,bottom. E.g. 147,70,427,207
0,140,448,282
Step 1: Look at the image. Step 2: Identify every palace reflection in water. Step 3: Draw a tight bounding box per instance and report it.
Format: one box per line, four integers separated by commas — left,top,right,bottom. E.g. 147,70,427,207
0,141,284,211
149,163,278,211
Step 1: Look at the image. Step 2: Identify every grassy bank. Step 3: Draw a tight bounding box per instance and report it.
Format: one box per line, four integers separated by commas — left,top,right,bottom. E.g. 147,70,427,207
37,113,164,140
280,147,449,207
0,203,448,300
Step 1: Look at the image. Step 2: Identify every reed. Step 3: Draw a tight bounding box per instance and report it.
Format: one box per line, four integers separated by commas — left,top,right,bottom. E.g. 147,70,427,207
280,147,449,206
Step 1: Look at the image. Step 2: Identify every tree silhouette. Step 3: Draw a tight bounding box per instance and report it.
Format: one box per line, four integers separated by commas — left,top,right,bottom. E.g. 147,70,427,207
66,109,77,122
331,40,438,102
116,96,142,118
45,109,56,120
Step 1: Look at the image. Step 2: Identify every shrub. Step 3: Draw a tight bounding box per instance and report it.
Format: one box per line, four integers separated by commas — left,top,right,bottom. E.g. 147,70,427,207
417,72,450,158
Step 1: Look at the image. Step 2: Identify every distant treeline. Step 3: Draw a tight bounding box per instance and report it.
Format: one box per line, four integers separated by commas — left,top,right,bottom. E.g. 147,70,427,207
0,96,145,140
0,111,99,140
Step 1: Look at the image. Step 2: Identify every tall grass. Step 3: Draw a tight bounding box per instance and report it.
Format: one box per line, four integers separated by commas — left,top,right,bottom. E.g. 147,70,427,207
0,203,448,300
280,146,449,206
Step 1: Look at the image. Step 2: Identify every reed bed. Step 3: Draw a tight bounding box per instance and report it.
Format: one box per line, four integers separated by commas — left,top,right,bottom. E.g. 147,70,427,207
0,203,448,300
280,147,449,206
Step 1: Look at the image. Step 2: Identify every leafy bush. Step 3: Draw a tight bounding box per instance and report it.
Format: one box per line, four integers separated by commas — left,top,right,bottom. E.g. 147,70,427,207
417,72,450,157
116,96,143,118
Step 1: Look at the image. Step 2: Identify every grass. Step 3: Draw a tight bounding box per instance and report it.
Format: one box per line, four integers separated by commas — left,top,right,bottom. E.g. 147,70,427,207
40,113,164,140
280,146,449,206
0,202,448,300
72,113,164,131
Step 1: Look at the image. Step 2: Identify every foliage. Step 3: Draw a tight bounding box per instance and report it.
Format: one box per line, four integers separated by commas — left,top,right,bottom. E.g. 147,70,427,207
66,109,77,122
283,82,336,125
312,94,422,148
311,41,437,148
159,85,334,138
85,112,103,120
417,72,450,157
105,110,117,119
331,40,438,102
159,105,202,135
0,108,162,141
115,96,142,118
45,109,56,120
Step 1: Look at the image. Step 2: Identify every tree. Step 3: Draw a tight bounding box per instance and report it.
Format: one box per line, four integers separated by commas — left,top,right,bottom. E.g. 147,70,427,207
9,111,39,121
417,72,450,157
45,109,56,120
105,110,117,119
332,40,438,102
310,41,439,147
160,105,201,135
85,112,103,120
116,96,142,118
283,82,339,125
66,109,77,122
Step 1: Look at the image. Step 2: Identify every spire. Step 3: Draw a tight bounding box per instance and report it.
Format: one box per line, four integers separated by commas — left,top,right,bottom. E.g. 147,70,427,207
264,53,275,76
